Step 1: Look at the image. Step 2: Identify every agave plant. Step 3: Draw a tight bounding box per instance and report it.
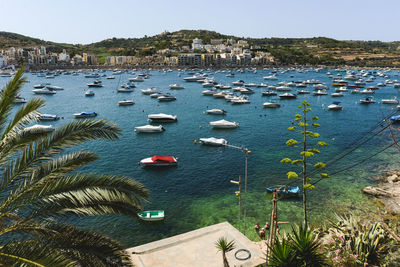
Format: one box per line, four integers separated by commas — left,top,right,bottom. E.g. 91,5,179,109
267,224,326,267
320,213,391,266
215,237,236,267
0,68,150,266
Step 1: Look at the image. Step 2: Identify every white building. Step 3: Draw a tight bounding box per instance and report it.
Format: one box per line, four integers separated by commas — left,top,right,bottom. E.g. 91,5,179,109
192,38,203,50
0,55,7,68
58,49,70,62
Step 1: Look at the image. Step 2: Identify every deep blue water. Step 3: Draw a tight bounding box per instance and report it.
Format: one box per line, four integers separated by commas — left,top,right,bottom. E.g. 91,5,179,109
1,68,399,247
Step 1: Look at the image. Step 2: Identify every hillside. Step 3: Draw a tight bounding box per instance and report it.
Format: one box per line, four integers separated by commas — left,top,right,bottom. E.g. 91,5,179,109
2,30,400,66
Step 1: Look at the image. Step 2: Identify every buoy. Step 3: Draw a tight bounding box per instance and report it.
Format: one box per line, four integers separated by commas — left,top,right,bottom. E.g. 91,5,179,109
247,150,252,154
137,162,140,166
199,125,202,128
194,139,197,144
165,190,168,193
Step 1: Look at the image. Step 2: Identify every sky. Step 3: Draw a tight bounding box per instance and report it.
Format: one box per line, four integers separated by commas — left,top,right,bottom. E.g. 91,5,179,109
1,0,400,44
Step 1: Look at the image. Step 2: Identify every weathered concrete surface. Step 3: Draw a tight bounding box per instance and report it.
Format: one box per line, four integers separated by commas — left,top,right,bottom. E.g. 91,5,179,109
363,170,400,215
127,222,266,267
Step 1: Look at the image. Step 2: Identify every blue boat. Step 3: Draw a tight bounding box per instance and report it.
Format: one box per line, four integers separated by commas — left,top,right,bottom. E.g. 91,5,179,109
390,115,400,123
266,186,300,197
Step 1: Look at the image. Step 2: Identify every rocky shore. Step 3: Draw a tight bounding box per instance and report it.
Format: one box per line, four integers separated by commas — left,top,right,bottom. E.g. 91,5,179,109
363,170,400,215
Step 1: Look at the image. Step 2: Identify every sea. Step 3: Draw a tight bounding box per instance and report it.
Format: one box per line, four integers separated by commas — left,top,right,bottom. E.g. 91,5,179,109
1,68,399,247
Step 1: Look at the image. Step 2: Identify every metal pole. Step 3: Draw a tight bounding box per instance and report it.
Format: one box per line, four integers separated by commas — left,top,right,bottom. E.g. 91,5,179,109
243,149,248,236
238,175,241,232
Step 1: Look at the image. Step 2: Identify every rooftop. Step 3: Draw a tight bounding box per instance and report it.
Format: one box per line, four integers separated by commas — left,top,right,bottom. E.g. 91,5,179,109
127,221,266,267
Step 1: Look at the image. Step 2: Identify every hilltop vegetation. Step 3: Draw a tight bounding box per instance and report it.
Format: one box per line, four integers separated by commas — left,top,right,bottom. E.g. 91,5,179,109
1,30,400,67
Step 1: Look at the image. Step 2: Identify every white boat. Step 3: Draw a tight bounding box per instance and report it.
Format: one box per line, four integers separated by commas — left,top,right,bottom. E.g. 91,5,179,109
263,75,278,80
276,86,291,92
24,124,55,133
202,89,217,96
158,95,176,102
141,88,160,95
231,97,250,104
360,97,375,104
232,80,245,86
199,137,227,146
313,84,329,90
263,102,281,108
85,90,95,96
39,114,59,121
33,84,46,89
169,84,184,89
210,119,239,129
87,80,103,87
279,93,297,99
46,85,63,90
328,102,343,110
74,112,97,118
118,100,135,106
106,76,115,79
138,210,165,221
148,113,177,122
32,88,56,95
381,97,399,104
360,89,374,94
206,109,226,115
331,92,344,97
135,125,165,133
297,90,310,94
117,87,134,92
202,82,214,88
129,77,144,82
313,90,328,96
14,96,27,103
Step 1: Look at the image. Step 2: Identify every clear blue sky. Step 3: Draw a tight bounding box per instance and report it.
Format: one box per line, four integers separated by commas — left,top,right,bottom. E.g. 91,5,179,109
1,0,400,44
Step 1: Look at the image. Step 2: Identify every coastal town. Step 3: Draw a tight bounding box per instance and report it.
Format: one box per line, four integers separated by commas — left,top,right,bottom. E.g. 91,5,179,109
0,37,274,69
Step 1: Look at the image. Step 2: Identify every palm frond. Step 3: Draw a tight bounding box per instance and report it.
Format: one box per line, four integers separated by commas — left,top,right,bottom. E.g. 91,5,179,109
0,67,26,135
0,174,149,219
1,97,45,140
0,119,121,192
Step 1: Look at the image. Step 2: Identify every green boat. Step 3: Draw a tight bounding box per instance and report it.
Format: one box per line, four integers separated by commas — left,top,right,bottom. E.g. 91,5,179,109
137,210,165,221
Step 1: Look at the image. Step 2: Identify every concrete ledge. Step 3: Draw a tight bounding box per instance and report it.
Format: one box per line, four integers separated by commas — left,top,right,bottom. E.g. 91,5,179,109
127,222,265,267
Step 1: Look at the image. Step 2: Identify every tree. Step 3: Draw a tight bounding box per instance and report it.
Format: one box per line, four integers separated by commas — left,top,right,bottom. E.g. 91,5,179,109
0,68,150,266
215,237,236,267
281,100,329,226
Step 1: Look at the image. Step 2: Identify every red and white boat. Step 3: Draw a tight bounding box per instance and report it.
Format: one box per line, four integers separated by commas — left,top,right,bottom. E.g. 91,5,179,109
139,155,178,167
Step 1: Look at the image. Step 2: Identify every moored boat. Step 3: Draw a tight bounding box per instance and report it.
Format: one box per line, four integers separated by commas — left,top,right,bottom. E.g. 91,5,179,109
134,125,165,133
266,186,300,197
148,113,177,122
74,112,97,118
139,155,177,167
206,109,226,115
209,119,239,129
199,137,227,146
137,210,165,221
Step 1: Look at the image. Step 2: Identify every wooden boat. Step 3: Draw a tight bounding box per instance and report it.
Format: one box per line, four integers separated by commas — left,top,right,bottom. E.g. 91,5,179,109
266,186,300,197
137,210,165,221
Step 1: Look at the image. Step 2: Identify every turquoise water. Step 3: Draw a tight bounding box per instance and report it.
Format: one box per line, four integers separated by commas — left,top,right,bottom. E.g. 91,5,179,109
1,68,399,247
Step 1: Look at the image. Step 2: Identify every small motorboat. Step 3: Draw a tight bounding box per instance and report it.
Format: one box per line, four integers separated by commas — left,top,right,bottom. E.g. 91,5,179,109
231,97,250,104
266,186,300,197
134,125,165,133
46,85,63,90
118,100,135,106
137,210,165,221
85,90,95,96
117,87,134,92
261,91,277,96
210,119,239,129
32,88,56,95
148,113,177,122
390,115,400,123
202,89,217,96
206,109,226,115
232,80,245,85
263,102,281,108
33,84,46,89
106,76,115,79
169,84,184,89
87,80,103,87
199,137,227,146
381,97,399,104
14,96,27,103
129,77,144,82
331,92,344,97
158,95,176,102
360,97,375,104
297,90,311,94
141,88,160,95
360,89,374,94
24,124,55,133
313,90,328,96
74,112,97,118
279,93,297,99
39,114,59,121
139,155,177,167
328,102,343,110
